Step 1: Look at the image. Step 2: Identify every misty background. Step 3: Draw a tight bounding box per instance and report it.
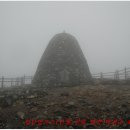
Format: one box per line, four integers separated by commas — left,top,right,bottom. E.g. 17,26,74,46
0,1,130,78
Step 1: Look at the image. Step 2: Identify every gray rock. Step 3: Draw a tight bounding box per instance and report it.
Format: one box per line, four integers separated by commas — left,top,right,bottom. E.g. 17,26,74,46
0,96,14,107
60,92,69,96
27,95,36,99
68,101,75,106
17,111,25,119
65,101,77,109
30,107,38,112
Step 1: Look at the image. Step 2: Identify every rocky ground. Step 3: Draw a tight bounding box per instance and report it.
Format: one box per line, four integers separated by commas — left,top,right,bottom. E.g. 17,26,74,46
0,83,130,128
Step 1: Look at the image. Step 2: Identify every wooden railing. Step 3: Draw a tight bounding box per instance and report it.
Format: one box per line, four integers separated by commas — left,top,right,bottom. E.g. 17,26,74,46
92,67,130,80
0,67,130,88
0,76,33,88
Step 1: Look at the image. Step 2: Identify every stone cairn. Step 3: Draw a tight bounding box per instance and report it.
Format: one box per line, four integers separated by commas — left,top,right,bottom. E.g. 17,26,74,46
33,32,92,87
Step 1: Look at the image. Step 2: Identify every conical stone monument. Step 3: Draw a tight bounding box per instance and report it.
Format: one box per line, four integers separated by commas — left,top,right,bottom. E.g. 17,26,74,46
33,32,92,87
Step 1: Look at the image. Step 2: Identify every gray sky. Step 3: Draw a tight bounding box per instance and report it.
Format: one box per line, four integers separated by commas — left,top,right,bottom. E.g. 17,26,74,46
0,1,130,77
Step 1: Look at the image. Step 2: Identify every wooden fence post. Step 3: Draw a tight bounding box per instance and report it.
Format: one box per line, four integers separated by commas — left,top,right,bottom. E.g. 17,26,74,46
11,79,13,87
15,77,19,86
1,76,4,88
100,72,103,80
114,70,119,80
125,67,127,80
31,76,33,84
24,75,25,85
21,77,23,86
114,71,116,80
117,70,119,80
18,77,20,86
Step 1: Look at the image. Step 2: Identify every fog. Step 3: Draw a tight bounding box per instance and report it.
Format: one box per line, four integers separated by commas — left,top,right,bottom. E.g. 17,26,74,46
0,1,130,78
